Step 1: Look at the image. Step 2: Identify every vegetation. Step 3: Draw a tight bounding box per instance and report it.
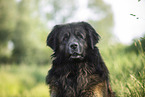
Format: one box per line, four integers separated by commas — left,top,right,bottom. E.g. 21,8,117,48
0,0,144,96
0,40,144,96
102,41,145,97
0,64,50,97
0,0,51,64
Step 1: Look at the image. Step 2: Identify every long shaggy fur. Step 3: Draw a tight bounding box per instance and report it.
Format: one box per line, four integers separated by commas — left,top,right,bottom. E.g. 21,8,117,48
46,22,115,97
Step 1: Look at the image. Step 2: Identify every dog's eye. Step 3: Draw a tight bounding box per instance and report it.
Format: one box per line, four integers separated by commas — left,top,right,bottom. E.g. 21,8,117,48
77,32,84,39
63,35,69,42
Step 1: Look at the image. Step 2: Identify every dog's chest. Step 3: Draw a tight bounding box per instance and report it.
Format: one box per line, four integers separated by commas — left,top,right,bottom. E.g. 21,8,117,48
57,65,97,96
65,70,89,87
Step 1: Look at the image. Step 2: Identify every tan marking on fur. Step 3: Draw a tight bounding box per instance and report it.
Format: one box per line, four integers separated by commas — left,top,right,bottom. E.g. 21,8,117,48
93,81,108,97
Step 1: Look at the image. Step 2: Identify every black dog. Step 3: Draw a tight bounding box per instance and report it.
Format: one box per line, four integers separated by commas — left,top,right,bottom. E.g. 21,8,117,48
46,22,115,97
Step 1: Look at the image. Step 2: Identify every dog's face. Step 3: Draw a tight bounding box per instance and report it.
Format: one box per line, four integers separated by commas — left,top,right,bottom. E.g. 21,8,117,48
58,25,87,60
47,22,100,60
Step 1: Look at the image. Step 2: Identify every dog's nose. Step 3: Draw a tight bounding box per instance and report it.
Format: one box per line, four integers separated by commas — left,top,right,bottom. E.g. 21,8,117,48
70,42,78,50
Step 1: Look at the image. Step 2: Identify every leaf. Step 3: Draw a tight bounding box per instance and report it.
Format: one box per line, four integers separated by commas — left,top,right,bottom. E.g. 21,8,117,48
130,14,136,16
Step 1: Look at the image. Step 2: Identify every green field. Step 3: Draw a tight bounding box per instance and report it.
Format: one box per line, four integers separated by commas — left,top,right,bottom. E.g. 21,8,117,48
0,45,144,97
0,65,50,97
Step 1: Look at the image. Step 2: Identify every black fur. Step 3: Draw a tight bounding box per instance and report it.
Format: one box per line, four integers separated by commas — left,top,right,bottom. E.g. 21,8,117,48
46,22,115,97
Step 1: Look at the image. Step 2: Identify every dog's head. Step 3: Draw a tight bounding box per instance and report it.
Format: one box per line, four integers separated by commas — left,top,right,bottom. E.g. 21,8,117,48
47,22,100,60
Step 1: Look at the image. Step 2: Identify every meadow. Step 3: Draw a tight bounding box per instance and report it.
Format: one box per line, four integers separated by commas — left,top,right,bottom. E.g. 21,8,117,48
0,44,144,97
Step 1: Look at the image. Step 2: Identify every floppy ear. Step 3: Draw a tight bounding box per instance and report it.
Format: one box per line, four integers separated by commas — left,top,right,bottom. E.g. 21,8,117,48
82,22,100,49
46,25,59,51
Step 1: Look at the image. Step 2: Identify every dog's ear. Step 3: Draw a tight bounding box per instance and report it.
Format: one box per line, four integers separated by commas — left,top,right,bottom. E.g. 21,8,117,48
82,22,100,49
46,25,59,51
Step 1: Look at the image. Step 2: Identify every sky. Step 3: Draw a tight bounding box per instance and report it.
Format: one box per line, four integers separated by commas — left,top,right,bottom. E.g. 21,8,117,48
103,0,145,44
68,0,145,44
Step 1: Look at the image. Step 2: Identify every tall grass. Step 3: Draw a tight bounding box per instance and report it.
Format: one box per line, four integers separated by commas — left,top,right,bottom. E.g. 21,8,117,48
0,42,144,97
101,42,145,97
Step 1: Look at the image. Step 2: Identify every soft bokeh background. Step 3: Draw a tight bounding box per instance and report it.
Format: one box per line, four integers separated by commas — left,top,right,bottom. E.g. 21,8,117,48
0,0,144,97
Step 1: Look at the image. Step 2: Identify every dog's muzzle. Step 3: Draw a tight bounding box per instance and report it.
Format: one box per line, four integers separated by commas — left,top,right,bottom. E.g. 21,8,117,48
69,42,83,59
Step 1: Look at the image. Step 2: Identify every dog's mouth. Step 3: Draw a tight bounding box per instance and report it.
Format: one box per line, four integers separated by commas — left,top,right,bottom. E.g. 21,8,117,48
70,53,83,60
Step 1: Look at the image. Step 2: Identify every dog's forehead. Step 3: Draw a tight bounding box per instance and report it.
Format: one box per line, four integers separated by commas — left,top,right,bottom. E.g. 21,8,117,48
59,24,85,35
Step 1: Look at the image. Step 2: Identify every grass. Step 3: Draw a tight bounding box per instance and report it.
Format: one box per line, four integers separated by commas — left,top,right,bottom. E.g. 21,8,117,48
101,44,145,97
0,64,50,97
0,44,144,97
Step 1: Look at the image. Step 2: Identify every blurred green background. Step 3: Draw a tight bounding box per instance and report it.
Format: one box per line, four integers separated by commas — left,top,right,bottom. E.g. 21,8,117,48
0,0,144,97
